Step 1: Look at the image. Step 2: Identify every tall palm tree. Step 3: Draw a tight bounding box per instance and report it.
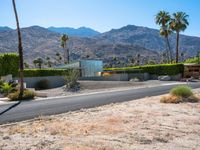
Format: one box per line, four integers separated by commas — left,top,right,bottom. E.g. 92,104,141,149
61,34,69,64
170,12,189,63
155,11,172,63
12,0,24,99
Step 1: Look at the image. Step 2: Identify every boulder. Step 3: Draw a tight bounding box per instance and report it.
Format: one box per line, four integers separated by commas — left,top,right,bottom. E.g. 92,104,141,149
158,75,171,81
130,77,140,82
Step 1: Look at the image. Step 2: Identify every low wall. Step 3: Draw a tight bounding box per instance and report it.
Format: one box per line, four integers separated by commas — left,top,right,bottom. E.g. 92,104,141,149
14,76,65,88
80,73,149,81
14,73,182,89
80,73,182,81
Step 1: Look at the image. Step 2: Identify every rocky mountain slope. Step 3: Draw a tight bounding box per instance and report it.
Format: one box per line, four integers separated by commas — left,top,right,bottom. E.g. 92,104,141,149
0,24,200,66
0,26,13,32
98,25,200,56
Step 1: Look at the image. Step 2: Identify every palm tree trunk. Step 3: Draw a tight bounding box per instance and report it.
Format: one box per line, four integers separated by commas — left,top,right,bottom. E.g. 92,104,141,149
164,37,170,63
65,42,69,64
166,36,172,63
175,31,180,63
67,47,69,64
12,0,24,99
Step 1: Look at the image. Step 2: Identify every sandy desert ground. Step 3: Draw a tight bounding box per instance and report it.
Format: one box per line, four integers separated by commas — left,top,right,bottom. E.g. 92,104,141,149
0,92,200,150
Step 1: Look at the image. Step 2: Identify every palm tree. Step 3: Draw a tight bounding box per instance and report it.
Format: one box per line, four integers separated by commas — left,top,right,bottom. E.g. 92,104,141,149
61,34,69,64
155,11,172,63
159,27,172,62
12,0,24,99
170,12,189,63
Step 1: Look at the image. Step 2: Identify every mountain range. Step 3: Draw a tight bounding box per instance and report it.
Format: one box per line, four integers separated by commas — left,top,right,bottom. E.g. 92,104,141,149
47,26,100,37
0,26,13,32
0,25,200,67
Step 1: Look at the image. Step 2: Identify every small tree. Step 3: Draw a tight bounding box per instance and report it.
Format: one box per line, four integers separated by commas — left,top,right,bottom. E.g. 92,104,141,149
64,69,80,91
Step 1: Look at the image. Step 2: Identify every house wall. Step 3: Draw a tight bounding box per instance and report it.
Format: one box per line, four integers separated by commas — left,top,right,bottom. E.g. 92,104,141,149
14,76,65,88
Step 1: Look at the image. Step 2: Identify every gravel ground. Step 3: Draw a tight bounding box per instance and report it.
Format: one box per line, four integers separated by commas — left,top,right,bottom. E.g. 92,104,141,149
0,90,200,150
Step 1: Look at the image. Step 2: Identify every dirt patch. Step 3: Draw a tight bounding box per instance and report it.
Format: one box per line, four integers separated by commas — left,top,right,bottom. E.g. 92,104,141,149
0,94,200,150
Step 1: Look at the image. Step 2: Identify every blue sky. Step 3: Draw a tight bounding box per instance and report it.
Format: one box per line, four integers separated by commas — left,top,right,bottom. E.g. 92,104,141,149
0,0,199,37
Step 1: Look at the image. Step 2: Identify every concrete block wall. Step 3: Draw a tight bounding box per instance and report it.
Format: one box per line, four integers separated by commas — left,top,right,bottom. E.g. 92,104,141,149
14,76,65,88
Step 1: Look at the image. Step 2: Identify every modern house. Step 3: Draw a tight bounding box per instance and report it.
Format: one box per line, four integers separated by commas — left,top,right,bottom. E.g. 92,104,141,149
56,60,103,77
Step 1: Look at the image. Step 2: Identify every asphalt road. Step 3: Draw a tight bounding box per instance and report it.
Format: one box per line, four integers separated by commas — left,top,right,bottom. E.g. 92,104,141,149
0,82,199,125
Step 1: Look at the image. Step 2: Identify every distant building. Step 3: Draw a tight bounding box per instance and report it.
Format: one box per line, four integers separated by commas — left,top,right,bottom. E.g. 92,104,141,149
56,60,103,77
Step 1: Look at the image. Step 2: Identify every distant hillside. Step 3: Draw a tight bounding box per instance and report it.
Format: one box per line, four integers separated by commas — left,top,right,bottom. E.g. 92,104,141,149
0,26,158,66
99,25,200,56
1,24,200,67
47,26,100,37
0,26,13,32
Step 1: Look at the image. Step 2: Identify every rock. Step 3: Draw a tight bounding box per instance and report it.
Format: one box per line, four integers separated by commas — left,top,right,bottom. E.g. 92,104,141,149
130,78,140,82
158,76,171,81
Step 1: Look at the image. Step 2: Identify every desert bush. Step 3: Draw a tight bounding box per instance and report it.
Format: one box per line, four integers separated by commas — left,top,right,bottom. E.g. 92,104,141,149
185,95,199,103
64,69,80,91
161,95,199,103
160,95,182,103
8,89,35,101
161,85,199,104
170,85,193,98
35,79,50,90
0,82,12,96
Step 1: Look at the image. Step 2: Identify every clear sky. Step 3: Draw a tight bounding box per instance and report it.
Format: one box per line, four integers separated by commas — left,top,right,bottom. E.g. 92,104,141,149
0,0,199,37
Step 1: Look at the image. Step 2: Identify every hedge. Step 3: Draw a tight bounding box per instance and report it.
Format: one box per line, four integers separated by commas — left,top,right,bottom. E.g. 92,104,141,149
184,57,200,64
0,53,19,76
23,69,70,77
104,64,184,75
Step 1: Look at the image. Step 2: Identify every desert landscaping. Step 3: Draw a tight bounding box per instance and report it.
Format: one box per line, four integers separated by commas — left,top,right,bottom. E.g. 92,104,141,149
0,90,200,150
1,1,200,149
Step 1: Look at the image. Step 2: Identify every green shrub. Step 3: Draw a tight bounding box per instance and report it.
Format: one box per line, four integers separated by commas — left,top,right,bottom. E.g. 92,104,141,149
170,85,193,98
104,64,184,75
0,83,12,95
184,57,200,64
24,69,69,77
8,89,35,101
64,69,80,90
35,79,50,90
0,53,19,76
